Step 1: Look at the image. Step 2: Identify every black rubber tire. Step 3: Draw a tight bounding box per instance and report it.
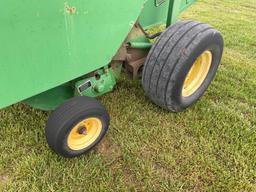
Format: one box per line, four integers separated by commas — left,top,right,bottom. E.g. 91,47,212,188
45,96,110,158
142,20,224,112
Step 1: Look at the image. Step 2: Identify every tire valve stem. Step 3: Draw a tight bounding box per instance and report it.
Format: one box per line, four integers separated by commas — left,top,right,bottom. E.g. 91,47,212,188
77,126,87,135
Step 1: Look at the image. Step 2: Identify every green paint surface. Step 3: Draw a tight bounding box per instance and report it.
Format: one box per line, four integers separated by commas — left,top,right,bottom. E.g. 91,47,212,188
0,0,145,109
0,0,195,109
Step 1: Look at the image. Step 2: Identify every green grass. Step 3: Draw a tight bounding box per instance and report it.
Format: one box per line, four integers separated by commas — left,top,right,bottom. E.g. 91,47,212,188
1,0,256,191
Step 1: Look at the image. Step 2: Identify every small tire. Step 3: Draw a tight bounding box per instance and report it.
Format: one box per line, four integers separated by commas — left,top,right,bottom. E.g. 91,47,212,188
142,20,224,112
45,96,110,157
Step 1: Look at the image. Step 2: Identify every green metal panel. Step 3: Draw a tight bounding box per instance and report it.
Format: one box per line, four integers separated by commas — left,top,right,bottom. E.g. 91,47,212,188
25,84,74,111
0,0,145,109
140,0,196,28
139,0,169,28
0,0,196,109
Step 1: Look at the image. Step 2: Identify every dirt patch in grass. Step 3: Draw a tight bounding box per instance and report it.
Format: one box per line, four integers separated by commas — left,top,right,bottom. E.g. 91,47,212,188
153,163,174,179
96,138,122,160
123,168,136,185
140,148,152,159
0,173,9,186
122,168,145,190
97,139,146,189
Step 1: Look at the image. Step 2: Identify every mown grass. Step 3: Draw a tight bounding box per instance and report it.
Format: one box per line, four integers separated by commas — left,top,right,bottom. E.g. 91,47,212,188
0,0,256,191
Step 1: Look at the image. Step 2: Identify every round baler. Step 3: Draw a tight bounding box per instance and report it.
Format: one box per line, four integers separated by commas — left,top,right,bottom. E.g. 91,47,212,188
0,0,223,157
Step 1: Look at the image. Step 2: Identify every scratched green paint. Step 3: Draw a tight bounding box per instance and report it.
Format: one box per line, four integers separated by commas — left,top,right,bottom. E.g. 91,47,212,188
0,0,196,109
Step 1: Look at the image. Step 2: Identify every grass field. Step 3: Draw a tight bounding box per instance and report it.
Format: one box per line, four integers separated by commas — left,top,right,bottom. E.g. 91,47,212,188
1,0,256,191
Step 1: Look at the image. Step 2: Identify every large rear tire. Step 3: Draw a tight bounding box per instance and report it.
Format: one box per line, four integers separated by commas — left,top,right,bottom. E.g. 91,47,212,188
142,20,224,112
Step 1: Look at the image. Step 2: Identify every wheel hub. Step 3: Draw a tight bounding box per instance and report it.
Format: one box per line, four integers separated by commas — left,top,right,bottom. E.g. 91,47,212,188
67,118,103,151
77,126,87,135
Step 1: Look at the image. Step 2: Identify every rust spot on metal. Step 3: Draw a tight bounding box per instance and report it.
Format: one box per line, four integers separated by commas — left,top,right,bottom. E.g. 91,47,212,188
125,48,148,79
64,3,76,14
110,24,150,79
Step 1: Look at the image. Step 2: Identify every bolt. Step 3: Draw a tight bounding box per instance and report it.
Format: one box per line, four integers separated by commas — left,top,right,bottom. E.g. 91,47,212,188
77,126,87,135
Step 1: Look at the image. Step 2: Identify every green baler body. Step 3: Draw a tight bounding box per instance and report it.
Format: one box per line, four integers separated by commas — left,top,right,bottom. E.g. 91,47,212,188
0,0,195,109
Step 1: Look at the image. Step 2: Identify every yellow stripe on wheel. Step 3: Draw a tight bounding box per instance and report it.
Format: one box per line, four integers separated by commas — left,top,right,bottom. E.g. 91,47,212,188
182,50,213,97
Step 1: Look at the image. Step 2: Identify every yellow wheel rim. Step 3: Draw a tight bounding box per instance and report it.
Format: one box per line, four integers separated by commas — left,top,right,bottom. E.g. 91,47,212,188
67,117,102,151
182,50,213,97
